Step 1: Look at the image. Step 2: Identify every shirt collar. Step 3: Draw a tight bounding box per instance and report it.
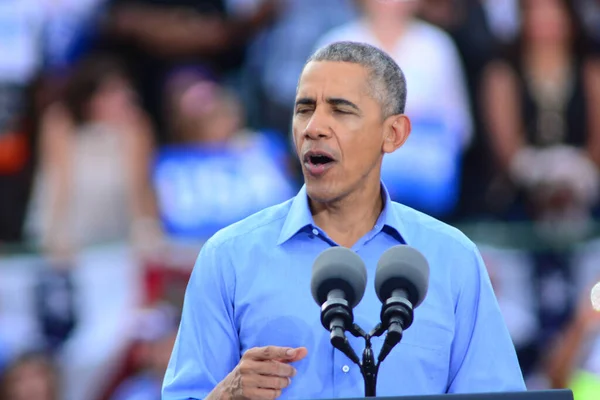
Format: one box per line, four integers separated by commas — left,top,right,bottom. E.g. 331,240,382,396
276,182,406,245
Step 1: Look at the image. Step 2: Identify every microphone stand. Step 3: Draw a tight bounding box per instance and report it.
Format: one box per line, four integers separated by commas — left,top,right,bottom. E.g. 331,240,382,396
343,322,404,397
322,291,413,396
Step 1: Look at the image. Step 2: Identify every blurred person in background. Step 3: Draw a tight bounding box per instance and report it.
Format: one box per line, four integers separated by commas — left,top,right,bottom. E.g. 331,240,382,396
544,284,600,398
481,0,600,240
163,67,245,145
480,0,600,381
314,0,473,220
480,0,600,51
0,0,109,245
24,53,161,351
153,67,295,241
417,0,499,219
110,303,179,400
98,0,279,144
0,351,60,400
242,0,357,141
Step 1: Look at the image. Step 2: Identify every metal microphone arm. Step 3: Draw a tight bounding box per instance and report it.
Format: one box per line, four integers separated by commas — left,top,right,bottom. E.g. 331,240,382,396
321,297,411,397
321,296,361,367
361,333,379,397
330,325,361,366
326,318,408,397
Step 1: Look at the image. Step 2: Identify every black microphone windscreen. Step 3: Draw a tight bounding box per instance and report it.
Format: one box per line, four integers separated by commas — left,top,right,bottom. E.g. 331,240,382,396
375,245,429,308
311,247,367,308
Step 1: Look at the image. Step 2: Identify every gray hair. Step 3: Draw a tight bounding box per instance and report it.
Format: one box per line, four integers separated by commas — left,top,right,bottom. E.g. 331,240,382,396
303,41,407,119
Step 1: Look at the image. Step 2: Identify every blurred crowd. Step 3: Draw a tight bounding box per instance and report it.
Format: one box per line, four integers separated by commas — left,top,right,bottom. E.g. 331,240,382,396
1,0,600,399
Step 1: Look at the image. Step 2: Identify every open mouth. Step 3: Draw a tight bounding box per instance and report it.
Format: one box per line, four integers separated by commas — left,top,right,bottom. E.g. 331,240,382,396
308,154,334,165
304,151,335,166
303,151,336,176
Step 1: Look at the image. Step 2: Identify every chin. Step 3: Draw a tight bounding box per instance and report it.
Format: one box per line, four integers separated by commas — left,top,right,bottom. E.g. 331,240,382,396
305,182,342,204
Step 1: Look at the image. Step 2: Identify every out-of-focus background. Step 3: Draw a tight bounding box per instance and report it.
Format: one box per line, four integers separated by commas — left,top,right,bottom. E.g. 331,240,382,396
1,0,600,399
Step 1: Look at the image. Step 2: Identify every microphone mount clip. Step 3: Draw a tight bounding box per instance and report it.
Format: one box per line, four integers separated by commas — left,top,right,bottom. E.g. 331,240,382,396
378,293,414,363
323,295,415,397
321,297,361,365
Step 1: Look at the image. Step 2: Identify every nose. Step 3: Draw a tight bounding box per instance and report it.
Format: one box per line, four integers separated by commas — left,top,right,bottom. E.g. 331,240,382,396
303,110,332,140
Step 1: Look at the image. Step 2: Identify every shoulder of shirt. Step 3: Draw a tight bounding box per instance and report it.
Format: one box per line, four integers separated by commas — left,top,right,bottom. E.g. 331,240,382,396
390,201,477,254
202,198,294,250
316,19,459,59
409,19,456,46
409,20,463,64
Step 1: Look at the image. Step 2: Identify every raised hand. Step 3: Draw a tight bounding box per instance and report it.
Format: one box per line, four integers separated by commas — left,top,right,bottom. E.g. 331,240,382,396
217,346,308,400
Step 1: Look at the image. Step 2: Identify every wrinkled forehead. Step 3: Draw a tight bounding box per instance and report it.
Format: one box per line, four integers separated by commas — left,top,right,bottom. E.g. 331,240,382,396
296,61,372,101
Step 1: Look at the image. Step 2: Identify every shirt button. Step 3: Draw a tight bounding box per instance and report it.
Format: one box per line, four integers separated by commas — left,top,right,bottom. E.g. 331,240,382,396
312,228,319,236
342,365,350,373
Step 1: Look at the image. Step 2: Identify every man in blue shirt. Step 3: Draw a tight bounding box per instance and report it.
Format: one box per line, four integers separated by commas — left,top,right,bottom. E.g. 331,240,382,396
162,41,526,399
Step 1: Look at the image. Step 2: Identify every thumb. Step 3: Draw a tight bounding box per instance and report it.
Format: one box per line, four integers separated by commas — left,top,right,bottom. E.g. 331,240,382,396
285,347,308,363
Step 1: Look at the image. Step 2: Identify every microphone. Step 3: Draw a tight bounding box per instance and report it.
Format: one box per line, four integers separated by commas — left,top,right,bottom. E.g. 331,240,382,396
311,247,367,365
374,245,430,362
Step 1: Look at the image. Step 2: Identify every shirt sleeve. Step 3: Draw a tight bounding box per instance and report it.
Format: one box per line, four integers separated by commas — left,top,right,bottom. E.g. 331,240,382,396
446,245,526,393
162,240,240,400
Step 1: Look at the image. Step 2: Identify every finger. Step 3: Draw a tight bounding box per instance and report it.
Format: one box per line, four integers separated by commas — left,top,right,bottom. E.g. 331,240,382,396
245,346,297,361
241,373,290,391
245,388,282,400
238,359,263,375
254,374,291,390
252,360,296,378
285,347,308,363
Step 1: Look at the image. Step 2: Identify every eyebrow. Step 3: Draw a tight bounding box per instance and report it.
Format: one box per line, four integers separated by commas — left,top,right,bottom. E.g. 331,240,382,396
295,97,361,112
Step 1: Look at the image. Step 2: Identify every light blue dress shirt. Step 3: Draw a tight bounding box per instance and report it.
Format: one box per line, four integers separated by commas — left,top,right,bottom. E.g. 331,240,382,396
162,184,526,399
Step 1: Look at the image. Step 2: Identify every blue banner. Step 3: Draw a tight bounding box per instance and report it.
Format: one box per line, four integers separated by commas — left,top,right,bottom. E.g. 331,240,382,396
153,132,296,239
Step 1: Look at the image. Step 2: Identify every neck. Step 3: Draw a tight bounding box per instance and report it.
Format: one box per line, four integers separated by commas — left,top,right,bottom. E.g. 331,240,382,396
525,43,570,69
524,45,572,85
310,178,383,248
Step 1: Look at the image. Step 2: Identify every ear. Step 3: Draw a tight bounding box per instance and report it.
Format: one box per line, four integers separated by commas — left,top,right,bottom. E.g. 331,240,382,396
382,114,411,154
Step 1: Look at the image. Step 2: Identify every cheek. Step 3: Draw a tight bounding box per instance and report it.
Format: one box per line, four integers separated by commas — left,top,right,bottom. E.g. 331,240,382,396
356,122,383,151
340,114,365,132
340,130,381,168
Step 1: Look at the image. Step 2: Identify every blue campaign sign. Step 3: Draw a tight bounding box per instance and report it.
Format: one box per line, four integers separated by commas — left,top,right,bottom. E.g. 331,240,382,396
381,116,463,217
153,132,297,240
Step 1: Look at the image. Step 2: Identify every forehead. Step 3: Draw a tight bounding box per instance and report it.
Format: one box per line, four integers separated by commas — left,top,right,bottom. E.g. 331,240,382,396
296,61,370,99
